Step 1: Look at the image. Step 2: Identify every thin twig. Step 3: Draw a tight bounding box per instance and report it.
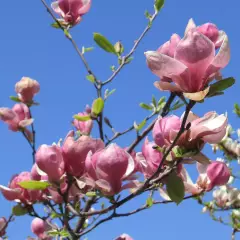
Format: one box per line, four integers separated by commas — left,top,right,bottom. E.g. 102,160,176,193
102,12,159,86
29,109,36,163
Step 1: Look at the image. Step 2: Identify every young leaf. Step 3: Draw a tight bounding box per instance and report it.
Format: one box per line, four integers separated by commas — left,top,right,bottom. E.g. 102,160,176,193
105,89,116,99
125,57,134,64
139,103,153,110
166,172,185,205
12,205,28,216
171,100,185,111
10,96,21,103
154,0,165,12
152,95,157,107
145,10,152,20
93,33,117,54
208,77,235,97
134,119,147,131
73,115,91,122
234,103,240,117
18,181,51,190
86,191,97,197
82,46,94,54
92,98,104,116
86,74,95,83
146,197,154,207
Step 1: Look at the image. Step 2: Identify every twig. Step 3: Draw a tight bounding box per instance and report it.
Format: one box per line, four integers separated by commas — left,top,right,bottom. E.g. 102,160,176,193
29,109,36,163
102,12,159,86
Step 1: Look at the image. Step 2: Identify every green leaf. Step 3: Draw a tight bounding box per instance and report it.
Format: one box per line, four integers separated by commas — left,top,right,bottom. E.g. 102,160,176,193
47,230,59,237
152,95,157,107
145,10,152,19
166,172,185,205
154,0,165,12
82,46,94,54
105,89,116,99
92,98,104,116
125,57,134,64
64,29,71,39
146,197,153,207
59,230,70,237
139,103,153,110
93,33,117,54
134,119,147,131
12,205,28,216
10,96,21,102
18,181,51,190
234,103,240,117
73,115,91,122
158,96,166,106
208,77,235,97
50,212,63,219
171,100,185,111
86,74,95,83
51,22,61,29
86,191,97,197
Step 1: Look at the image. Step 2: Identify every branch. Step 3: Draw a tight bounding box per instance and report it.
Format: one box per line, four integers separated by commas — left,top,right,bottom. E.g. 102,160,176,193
39,0,98,82
29,109,36,163
102,12,159,86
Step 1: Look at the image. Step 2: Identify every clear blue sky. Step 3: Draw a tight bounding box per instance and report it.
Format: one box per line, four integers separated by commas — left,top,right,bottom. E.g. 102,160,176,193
0,0,240,239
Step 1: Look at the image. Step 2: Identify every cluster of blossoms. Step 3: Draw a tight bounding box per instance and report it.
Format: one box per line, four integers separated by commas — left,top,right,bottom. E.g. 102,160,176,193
0,3,233,237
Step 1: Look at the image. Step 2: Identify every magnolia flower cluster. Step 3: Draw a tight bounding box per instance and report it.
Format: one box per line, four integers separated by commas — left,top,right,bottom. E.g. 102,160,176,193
145,19,230,100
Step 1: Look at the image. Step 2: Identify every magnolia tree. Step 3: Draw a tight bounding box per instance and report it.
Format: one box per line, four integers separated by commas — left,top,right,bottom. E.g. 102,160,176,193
0,0,238,239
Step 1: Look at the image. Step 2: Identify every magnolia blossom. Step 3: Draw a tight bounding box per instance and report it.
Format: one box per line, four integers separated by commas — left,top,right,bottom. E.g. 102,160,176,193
0,172,42,203
62,131,104,176
153,111,227,151
0,218,6,237
179,161,230,194
15,77,40,103
0,103,33,132
146,21,230,97
35,145,65,182
52,0,91,26
31,218,52,240
85,144,135,195
153,115,181,147
115,234,134,240
73,112,93,135
136,138,163,178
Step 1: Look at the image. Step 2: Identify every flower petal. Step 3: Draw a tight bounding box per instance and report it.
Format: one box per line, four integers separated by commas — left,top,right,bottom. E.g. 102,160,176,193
183,87,209,101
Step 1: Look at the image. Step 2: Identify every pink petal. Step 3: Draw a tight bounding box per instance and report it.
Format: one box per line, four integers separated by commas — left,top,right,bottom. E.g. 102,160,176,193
146,51,190,92
154,81,182,92
175,30,215,92
78,0,91,15
184,18,197,35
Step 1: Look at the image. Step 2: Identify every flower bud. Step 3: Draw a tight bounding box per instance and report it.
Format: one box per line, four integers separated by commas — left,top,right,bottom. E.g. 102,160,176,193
62,131,104,176
73,112,93,135
114,41,124,55
0,108,16,121
31,218,52,240
15,77,40,103
153,116,181,147
86,144,135,195
35,145,65,182
207,161,230,188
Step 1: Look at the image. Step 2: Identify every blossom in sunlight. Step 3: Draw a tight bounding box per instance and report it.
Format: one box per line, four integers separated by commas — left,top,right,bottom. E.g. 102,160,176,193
85,144,135,195
62,131,104,177
145,20,230,100
31,218,52,240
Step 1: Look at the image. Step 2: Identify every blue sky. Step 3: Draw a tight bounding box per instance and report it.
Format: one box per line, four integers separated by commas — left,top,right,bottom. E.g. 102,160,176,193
0,0,240,239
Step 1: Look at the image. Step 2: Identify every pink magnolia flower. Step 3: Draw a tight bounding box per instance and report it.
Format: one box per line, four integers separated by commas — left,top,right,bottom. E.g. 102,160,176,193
35,145,65,182
0,218,6,237
136,138,163,178
31,164,41,181
207,161,230,188
115,234,134,240
185,19,225,49
31,218,52,240
179,161,230,194
52,0,91,26
0,103,33,132
0,172,42,203
15,77,40,103
154,112,227,151
153,115,181,147
62,131,104,177
146,23,230,96
73,112,93,135
85,144,135,195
